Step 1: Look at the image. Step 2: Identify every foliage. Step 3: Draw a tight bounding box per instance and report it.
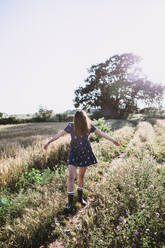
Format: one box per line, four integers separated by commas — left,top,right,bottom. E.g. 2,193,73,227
0,110,71,125
14,168,52,190
34,106,54,122
0,116,24,125
139,107,165,118
91,110,104,119
55,112,69,122
90,118,111,142
0,168,53,226
74,53,165,118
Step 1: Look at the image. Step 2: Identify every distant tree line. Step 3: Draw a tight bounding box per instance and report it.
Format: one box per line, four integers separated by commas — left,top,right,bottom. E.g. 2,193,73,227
0,107,73,125
1,106,165,125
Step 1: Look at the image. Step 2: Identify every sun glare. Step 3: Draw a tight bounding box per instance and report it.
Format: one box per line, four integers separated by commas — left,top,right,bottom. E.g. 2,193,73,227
140,55,164,85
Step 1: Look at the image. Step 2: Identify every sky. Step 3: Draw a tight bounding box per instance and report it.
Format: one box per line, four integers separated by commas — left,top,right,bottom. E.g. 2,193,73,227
0,0,165,115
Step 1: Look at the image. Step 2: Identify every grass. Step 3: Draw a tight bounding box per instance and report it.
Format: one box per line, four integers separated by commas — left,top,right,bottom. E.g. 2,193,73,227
0,119,165,247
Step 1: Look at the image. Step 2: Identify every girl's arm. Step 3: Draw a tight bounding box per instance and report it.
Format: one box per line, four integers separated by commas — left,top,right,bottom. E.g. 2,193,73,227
44,130,67,150
94,129,120,146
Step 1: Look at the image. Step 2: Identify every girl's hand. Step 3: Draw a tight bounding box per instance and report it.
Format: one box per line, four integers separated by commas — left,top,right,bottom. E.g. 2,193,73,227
113,141,120,146
44,143,49,150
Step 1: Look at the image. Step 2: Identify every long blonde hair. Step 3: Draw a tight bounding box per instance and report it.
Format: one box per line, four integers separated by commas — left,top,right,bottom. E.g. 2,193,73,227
74,110,91,136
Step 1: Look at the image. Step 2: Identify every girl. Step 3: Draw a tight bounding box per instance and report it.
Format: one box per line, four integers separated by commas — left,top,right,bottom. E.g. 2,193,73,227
44,110,120,211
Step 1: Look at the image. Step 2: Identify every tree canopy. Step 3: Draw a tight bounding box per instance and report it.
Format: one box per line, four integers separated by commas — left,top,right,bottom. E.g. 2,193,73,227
74,53,165,118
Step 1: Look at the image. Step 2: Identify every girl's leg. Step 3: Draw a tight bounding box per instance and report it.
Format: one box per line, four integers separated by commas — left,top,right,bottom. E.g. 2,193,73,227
78,166,87,188
67,164,77,192
77,166,87,206
65,165,77,210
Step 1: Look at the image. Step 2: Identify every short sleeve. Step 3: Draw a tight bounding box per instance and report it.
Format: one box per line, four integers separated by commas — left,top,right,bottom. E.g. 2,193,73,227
64,122,72,133
90,124,96,133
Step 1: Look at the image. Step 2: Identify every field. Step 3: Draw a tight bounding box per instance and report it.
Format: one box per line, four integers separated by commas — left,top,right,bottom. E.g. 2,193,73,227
0,118,165,248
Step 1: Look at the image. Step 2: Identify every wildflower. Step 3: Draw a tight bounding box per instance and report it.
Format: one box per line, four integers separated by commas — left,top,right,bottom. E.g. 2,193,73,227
116,225,120,231
64,229,70,234
141,203,145,208
146,228,150,232
130,195,135,199
155,212,160,217
123,219,126,225
132,243,136,248
126,182,130,187
135,231,139,236
99,224,103,228
77,225,81,230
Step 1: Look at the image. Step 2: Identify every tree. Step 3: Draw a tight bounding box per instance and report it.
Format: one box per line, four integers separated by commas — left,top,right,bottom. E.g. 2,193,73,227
34,106,53,122
74,53,165,118
0,112,3,118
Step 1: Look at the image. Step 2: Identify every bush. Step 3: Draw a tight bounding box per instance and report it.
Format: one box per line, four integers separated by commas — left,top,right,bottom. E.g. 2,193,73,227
13,168,53,191
91,110,104,120
139,107,165,118
55,112,69,122
90,118,111,142
0,116,26,125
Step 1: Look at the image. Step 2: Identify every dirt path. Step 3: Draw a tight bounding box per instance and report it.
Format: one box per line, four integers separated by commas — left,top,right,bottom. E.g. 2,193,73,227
47,198,93,248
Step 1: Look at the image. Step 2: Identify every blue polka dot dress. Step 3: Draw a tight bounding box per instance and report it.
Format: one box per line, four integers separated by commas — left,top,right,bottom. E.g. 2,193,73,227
64,122,97,167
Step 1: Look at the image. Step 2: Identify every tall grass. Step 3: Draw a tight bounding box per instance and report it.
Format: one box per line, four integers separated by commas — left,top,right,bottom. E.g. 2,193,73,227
0,122,69,187
0,136,70,187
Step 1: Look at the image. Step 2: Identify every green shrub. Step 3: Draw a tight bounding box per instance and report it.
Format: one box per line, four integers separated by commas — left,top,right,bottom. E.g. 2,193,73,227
91,110,104,119
55,112,69,122
90,118,111,142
